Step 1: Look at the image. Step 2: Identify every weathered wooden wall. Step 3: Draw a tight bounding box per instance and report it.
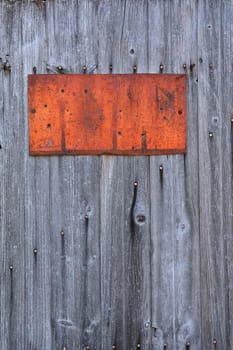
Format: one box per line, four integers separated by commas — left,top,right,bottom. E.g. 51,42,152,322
0,0,232,349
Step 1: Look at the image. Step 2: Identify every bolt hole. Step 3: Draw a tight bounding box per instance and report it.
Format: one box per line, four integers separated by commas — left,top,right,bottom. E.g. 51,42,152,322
136,215,146,223
31,109,36,114
118,131,122,135
47,123,51,128
61,89,64,93
44,104,47,108
178,110,182,115
130,48,135,55
0,145,2,149
84,89,88,94
160,107,163,112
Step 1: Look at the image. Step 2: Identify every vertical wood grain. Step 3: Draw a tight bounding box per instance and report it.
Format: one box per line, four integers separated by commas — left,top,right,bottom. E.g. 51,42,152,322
0,2,28,349
198,0,229,348
98,2,126,349
170,2,201,349
149,1,200,349
22,3,52,349
222,3,233,347
148,2,175,348
119,2,151,349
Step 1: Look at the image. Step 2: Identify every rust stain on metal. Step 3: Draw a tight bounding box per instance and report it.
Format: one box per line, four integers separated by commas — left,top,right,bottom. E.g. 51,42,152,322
28,74,186,155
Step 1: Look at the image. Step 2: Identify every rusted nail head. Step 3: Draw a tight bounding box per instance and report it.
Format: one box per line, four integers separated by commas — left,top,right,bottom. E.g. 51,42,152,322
112,345,116,350
60,230,65,236
85,214,88,219
163,343,167,348
160,64,164,70
86,346,90,350
159,165,163,171
209,132,213,138
133,64,137,72
183,63,187,69
186,341,190,347
137,344,141,348
231,117,233,123
82,65,87,72
9,265,13,270
213,339,217,345
57,65,63,71
33,248,38,255
190,63,196,71
134,181,138,186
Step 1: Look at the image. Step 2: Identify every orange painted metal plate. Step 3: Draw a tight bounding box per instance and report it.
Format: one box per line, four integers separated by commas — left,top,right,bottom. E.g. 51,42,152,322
28,74,186,155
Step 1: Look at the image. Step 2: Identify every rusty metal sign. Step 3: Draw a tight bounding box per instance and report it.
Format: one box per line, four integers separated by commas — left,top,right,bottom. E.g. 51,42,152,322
28,74,186,155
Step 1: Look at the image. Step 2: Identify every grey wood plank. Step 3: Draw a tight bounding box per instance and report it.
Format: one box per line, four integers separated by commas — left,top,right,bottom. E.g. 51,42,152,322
0,2,30,349
149,1,200,350
198,0,229,348
21,3,53,349
118,1,152,349
222,3,233,347
97,2,126,349
170,2,201,350
123,157,151,350
0,5,7,347
150,157,175,350
100,156,125,350
148,1,176,349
